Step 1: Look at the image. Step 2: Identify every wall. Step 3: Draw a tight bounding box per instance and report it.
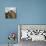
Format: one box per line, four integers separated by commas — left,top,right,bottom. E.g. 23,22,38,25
0,0,46,44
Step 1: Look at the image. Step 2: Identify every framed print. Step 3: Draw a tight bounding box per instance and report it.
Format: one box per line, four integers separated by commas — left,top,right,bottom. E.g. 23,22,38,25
5,7,16,19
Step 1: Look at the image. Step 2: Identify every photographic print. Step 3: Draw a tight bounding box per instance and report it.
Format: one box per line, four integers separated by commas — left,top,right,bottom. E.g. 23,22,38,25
5,7,16,19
